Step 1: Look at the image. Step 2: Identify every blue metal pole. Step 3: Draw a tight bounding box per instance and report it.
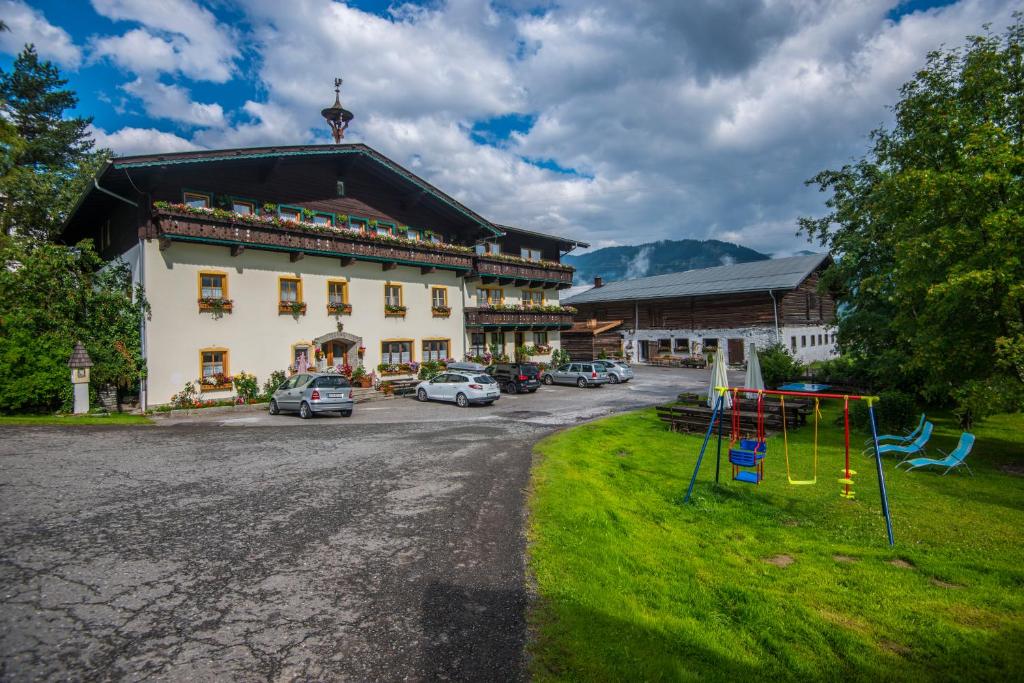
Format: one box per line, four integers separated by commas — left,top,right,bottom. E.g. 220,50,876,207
685,392,723,503
868,402,895,546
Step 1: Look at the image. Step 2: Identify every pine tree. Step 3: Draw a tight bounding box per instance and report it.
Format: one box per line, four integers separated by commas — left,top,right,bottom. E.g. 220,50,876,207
0,45,106,240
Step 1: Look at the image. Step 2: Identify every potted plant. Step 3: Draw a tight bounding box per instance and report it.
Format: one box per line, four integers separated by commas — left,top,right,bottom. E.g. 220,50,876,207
198,296,233,318
431,305,451,318
385,304,407,317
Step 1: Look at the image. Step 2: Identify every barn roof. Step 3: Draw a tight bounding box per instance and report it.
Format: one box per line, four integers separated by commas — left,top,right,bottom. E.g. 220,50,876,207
562,253,830,305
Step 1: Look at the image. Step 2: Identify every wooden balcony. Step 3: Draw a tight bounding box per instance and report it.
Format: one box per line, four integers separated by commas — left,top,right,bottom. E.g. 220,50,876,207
472,255,574,289
150,207,474,273
464,307,574,331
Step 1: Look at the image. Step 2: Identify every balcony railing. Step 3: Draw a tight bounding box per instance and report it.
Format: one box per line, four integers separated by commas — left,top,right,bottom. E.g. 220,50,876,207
150,205,474,272
464,306,574,330
472,255,574,288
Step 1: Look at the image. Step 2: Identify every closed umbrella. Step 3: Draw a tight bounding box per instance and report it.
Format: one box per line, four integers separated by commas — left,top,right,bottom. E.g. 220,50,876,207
707,350,732,409
744,344,764,397
296,351,309,373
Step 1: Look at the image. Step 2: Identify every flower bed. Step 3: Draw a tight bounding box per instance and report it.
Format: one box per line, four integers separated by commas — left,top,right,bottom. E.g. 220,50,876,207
378,361,418,376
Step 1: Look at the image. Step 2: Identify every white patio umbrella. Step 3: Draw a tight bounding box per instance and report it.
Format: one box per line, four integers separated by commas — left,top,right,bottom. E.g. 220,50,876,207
296,351,309,373
744,344,765,397
706,350,733,410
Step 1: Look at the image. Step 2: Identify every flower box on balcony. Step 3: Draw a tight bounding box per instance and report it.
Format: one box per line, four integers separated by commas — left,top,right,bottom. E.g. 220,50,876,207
378,362,417,376
384,304,407,317
198,298,233,316
279,301,307,315
200,375,233,392
328,302,353,315
432,305,451,318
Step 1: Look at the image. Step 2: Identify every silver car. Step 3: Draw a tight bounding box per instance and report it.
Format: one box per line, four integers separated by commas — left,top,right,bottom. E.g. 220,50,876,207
269,372,354,419
593,359,634,383
542,362,610,387
415,371,501,407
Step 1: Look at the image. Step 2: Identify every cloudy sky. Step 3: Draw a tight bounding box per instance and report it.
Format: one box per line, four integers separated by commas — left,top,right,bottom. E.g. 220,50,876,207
0,0,1017,254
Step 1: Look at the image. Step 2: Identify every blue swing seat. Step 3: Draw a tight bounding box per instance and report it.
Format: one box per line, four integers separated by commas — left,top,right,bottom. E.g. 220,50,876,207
729,439,766,484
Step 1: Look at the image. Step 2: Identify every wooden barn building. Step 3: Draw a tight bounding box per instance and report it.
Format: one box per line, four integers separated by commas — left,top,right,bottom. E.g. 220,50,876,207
562,254,837,364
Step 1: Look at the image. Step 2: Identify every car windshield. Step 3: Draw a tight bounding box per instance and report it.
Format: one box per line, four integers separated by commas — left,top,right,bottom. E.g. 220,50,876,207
314,376,350,388
519,364,540,375
474,375,496,384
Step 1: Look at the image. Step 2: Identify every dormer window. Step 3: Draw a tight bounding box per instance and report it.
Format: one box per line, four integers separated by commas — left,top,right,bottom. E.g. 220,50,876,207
521,247,542,261
279,206,301,222
375,221,394,236
232,199,256,216
312,213,334,227
407,229,420,240
183,191,211,209
476,242,500,255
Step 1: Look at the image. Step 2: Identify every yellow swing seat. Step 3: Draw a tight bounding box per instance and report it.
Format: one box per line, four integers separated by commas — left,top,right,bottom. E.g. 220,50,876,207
782,396,820,486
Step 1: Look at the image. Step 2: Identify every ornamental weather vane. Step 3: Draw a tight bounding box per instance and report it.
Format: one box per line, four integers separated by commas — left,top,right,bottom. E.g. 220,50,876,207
321,77,354,143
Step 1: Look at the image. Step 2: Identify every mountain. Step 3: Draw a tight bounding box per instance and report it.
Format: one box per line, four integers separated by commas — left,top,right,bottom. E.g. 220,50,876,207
562,239,771,285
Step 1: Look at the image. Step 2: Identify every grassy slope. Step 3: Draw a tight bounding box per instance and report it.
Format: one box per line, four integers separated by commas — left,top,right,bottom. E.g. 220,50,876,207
0,413,152,425
528,408,1024,681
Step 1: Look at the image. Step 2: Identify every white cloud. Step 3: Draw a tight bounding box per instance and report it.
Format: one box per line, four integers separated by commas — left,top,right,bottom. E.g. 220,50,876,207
121,77,225,128
89,124,200,155
0,0,82,67
89,0,238,82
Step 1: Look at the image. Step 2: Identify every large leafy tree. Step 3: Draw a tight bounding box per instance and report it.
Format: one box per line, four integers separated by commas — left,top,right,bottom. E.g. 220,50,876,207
800,18,1024,415
0,240,148,414
0,45,108,241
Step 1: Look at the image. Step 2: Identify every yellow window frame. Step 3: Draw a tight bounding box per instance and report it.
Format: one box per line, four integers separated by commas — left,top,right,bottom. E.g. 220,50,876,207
198,270,228,299
327,279,349,304
422,337,451,362
521,289,544,306
381,338,415,364
431,286,448,308
477,285,503,306
279,276,303,303
199,347,229,380
384,282,404,307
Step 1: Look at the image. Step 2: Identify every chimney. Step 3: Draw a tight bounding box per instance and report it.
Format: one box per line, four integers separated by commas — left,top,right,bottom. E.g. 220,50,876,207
594,276,603,288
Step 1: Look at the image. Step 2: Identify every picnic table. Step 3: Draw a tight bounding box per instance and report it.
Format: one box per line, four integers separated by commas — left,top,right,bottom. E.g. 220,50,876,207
657,395,810,435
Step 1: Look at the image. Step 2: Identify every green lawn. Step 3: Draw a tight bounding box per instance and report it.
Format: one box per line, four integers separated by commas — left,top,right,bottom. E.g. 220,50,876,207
528,407,1024,681
0,413,152,425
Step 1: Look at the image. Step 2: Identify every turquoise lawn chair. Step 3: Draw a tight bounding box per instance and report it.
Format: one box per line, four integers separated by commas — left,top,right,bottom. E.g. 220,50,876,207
864,413,926,449
873,421,933,459
895,433,975,476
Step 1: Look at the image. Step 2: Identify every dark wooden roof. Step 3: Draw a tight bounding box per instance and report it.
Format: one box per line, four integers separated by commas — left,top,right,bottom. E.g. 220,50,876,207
494,223,589,251
67,341,93,367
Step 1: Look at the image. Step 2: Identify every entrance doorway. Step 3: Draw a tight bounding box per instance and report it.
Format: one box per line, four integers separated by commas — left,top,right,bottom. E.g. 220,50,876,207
325,340,349,367
727,338,745,365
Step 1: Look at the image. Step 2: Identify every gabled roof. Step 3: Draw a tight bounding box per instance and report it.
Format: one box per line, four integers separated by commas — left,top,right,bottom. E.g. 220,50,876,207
563,253,830,305
494,223,590,251
64,143,508,240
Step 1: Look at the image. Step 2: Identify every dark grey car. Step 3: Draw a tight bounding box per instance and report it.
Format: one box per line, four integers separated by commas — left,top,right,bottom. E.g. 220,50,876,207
269,372,354,419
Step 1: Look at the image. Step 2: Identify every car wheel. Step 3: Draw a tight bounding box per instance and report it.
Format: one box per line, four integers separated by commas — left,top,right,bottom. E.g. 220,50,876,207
269,399,279,415
340,409,352,417
456,392,469,408
543,375,554,385
577,378,587,388
299,401,313,419
506,381,519,394
417,388,428,402
609,374,620,384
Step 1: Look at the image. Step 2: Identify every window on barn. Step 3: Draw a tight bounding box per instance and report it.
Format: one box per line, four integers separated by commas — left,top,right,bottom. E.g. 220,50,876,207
658,339,671,354
674,338,689,353
791,336,797,353
801,336,806,348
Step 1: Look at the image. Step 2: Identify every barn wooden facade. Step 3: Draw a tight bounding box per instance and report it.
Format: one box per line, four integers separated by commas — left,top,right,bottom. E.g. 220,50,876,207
560,320,625,360
563,255,837,364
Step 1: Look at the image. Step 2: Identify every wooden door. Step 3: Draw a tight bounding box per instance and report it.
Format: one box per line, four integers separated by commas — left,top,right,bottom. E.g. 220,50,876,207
326,341,346,366
728,338,745,365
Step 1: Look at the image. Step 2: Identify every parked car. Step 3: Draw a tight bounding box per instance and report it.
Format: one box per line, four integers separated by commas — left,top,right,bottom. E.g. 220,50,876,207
486,363,542,394
542,362,610,388
592,359,634,383
269,372,354,418
415,371,501,407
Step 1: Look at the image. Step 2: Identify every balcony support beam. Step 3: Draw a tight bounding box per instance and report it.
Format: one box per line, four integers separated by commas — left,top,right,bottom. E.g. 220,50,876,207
290,251,305,263
420,266,435,275
382,261,398,271
339,256,355,266
230,244,245,257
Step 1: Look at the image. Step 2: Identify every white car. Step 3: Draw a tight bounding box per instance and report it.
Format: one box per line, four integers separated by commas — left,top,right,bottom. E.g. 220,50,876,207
415,371,501,407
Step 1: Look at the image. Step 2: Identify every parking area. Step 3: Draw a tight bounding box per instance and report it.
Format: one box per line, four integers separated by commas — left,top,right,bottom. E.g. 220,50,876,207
0,366,729,680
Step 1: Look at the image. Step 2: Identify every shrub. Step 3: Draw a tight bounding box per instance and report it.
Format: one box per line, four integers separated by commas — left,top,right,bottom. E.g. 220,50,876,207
418,360,445,380
170,382,200,409
233,371,259,403
850,389,918,434
758,343,804,388
261,370,287,400
952,376,1024,430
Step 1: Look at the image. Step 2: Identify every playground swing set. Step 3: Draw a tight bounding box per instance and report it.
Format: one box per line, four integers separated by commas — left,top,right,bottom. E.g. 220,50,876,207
684,386,895,546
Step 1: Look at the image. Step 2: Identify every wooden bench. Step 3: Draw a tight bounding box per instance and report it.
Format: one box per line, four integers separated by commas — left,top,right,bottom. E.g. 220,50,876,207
656,402,807,435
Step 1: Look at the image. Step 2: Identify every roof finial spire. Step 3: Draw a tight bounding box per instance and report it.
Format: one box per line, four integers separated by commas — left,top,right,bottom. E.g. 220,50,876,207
321,76,354,143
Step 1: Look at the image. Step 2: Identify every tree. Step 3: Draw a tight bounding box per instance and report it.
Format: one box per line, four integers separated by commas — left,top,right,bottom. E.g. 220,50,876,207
800,18,1024,415
0,45,108,241
0,240,148,414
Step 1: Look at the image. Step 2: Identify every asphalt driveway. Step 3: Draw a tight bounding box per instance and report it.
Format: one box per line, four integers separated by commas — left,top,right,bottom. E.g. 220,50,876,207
0,367,724,680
